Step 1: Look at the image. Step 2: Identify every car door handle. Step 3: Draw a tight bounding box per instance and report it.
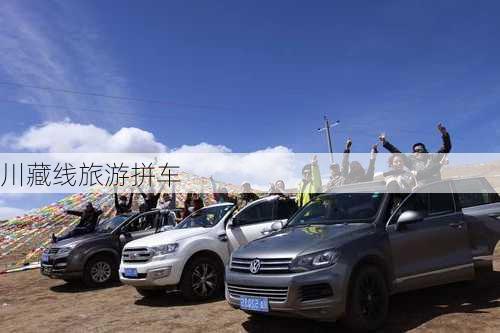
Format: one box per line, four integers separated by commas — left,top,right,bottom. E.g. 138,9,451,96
488,213,500,220
449,222,464,229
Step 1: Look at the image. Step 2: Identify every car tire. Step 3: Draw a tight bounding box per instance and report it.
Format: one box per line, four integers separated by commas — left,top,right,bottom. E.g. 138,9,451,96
136,288,165,298
180,256,223,301
82,254,118,288
343,265,388,332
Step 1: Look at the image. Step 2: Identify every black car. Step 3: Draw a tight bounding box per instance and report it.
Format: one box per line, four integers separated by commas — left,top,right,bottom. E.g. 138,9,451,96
41,209,175,287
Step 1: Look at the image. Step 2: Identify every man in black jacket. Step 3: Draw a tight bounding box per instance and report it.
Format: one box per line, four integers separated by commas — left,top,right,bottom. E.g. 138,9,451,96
52,203,103,242
115,192,133,215
380,123,451,185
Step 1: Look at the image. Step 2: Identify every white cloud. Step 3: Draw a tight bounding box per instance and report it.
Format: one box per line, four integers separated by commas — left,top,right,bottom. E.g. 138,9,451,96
2,121,304,191
4,121,166,153
0,206,26,220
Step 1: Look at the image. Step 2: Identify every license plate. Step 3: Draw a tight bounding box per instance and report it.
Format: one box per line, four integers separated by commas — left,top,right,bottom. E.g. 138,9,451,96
41,253,49,263
42,266,52,274
240,296,269,312
124,268,138,278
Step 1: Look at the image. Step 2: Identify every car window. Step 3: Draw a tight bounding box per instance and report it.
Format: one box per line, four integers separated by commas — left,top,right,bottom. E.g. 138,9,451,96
235,200,274,225
287,193,384,227
123,212,159,233
95,215,130,233
276,198,298,220
390,192,428,225
176,205,233,229
454,178,500,208
423,182,455,215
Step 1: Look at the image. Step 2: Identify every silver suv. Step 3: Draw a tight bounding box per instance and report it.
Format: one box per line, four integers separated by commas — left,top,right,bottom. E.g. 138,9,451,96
225,178,500,331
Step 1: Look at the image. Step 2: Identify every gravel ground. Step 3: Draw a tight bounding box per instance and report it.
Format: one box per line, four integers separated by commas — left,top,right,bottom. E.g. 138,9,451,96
1,259,500,333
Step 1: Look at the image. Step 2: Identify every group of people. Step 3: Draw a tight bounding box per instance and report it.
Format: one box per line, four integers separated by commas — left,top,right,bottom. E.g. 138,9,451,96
52,122,451,242
296,122,452,207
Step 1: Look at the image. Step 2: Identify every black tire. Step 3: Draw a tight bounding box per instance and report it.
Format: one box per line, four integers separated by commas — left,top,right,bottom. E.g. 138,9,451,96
343,265,389,332
180,256,223,301
136,288,165,298
82,254,118,288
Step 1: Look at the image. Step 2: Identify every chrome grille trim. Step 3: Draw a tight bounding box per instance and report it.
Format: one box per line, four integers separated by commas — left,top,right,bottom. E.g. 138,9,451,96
230,257,293,274
122,247,153,263
227,284,288,302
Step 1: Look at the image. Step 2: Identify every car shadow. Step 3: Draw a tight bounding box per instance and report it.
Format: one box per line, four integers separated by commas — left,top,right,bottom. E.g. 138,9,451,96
134,292,225,308
241,271,500,333
50,281,122,293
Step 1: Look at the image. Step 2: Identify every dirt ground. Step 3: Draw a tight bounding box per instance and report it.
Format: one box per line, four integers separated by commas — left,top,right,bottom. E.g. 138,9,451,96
1,260,500,333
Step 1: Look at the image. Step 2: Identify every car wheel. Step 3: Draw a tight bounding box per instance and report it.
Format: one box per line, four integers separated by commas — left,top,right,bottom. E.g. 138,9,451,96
136,288,165,298
343,265,388,332
180,256,223,301
83,254,118,288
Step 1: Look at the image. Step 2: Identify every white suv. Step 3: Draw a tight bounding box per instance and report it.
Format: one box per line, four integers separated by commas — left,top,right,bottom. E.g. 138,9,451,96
119,195,297,300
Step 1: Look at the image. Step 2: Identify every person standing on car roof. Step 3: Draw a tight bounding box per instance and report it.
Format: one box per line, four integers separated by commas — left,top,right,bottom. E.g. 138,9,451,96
268,180,287,196
379,123,451,185
342,139,378,185
114,188,133,215
237,182,259,209
139,182,167,212
52,202,103,242
296,155,322,207
210,176,236,204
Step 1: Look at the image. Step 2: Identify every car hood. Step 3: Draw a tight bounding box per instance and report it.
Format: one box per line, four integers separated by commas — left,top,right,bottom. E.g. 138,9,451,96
125,227,211,248
52,232,111,248
233,223,373,259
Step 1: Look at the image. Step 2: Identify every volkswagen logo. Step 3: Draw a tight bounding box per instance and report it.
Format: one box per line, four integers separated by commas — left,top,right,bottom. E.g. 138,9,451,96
249,259,261,274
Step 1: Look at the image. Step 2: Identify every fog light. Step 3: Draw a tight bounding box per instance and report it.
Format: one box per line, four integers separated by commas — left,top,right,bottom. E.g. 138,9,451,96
149,267,171,279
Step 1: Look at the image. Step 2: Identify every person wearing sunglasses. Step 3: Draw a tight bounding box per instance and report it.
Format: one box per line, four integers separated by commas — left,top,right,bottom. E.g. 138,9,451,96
379,123,451,185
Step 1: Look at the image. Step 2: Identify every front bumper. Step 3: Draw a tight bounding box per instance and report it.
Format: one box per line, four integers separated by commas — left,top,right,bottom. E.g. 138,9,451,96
225,266,347,321
40,252,82,280
119,256,184,288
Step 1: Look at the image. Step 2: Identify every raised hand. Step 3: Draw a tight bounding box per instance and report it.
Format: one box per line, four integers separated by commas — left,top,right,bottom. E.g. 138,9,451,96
346,138,352,150
437,123,447,134
378,133,386,143
311,155,318,165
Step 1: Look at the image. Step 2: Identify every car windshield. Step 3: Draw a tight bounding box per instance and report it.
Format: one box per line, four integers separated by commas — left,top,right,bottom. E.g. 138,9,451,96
287,193,384,227
176,205,234,229
95,215,130,233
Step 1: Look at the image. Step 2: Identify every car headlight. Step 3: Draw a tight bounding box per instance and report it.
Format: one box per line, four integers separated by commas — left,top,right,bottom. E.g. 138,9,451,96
290,249,339,272
150,243,178,256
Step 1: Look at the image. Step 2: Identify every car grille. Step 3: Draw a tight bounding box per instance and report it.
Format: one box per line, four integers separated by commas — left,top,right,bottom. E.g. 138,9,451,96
122,247,153,263
299,283,333,302
230,257,293,274
227,284,288,302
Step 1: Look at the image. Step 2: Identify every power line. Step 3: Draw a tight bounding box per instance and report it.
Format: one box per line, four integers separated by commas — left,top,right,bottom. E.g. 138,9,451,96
0,98,173,120
0,81,232,111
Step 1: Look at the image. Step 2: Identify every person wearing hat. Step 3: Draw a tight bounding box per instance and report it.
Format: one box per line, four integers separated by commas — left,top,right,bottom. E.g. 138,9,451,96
379,123,451,185
296,155,323,207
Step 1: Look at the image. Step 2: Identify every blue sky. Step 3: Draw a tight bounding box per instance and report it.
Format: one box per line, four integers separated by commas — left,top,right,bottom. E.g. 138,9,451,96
1,0,500,216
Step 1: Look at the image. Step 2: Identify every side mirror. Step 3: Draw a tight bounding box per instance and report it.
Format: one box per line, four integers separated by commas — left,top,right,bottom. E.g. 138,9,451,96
119,233,128,244
271,221,283,231
396,210,424,230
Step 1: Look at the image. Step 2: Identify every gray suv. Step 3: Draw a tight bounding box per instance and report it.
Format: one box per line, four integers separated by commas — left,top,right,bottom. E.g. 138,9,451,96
226,178,500,331
41,209,173,287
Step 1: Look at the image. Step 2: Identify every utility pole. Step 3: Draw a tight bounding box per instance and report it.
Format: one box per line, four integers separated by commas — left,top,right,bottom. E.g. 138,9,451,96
317,116,340,164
